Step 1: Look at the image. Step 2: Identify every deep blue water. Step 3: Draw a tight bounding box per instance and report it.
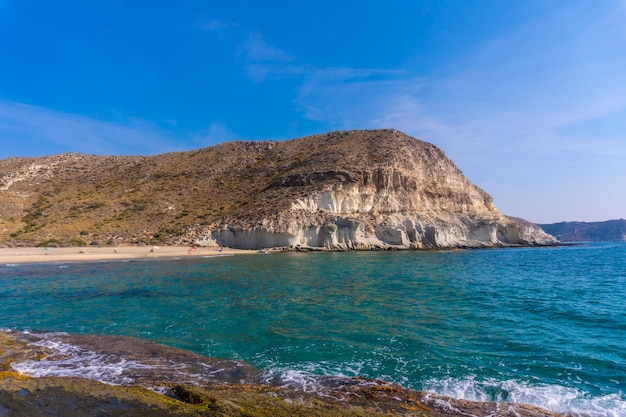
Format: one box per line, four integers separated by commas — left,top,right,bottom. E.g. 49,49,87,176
2,243,625,416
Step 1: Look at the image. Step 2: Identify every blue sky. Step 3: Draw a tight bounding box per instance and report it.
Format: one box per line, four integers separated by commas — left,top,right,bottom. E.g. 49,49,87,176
1,1,625,223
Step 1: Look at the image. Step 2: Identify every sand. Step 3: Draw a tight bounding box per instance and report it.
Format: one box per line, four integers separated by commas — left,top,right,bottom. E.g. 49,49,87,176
0,245,259,265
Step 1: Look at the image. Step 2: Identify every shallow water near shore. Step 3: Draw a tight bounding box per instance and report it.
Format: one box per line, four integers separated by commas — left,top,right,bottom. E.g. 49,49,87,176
2,243,625,416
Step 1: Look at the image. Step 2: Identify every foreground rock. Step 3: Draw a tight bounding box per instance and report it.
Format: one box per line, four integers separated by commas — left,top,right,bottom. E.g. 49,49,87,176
0,377,569,417
0,331,567,417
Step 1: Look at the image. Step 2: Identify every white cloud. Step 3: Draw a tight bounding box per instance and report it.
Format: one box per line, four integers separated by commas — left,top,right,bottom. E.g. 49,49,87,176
197,19,230,32
295,2,626,160
239,32,294,64
194,18,240,40
198,19,299,83
294,68,413,127
192,122,239,147
436,2,626,135
236,33,297,82
0,100,181,157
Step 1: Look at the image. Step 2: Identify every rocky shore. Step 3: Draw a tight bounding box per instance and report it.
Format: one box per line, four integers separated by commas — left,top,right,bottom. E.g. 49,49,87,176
0,331,568,417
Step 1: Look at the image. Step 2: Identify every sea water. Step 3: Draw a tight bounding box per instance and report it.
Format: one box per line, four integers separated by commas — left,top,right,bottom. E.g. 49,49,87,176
1,243,625,416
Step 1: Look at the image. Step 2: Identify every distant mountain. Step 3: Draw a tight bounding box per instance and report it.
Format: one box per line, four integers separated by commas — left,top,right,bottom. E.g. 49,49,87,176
0,129,556,249
538,220,626,242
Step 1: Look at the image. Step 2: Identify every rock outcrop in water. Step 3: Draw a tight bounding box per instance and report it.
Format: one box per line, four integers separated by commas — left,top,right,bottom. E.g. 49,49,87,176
0,129,555,249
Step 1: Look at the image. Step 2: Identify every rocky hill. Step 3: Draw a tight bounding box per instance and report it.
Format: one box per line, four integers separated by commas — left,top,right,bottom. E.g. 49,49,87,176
539,219,626,242
0,129,556,249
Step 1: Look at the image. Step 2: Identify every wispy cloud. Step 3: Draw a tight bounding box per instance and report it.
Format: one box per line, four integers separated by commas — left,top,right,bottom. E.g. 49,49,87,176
195,18,239,40
198,19,298,82
196,19,231,32
198,4,626,168
191,122,239,147
294,68,410,125
0,100,181,158
239,32,294,63
443,4,624,129
197,20,453,142
414,2,626,220
288,2,626,159
221,1,623,222
237,33,297,82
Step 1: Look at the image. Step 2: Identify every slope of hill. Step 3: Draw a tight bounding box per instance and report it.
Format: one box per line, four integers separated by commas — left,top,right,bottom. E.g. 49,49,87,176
0,129,556,249
539,219,626,242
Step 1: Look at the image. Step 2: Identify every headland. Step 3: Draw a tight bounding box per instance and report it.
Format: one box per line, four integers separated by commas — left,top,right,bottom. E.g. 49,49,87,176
1,129,557,251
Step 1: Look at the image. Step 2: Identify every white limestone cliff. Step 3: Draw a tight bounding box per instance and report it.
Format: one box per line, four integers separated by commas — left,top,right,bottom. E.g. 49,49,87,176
197,203,555,250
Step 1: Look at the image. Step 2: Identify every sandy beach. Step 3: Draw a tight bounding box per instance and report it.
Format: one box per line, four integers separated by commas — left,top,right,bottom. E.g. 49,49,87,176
0,245,258,265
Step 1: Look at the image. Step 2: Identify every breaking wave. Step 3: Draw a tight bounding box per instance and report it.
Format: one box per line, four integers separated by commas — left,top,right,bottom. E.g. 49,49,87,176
423,376,626,417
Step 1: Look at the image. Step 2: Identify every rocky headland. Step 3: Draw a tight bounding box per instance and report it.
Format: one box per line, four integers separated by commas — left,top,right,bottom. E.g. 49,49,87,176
0,129,556,249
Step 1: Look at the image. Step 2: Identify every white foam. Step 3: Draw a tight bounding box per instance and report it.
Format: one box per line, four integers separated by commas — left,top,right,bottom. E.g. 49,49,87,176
11,336,148,385
10,333,255,389
422,376,626,417
274,369,325,392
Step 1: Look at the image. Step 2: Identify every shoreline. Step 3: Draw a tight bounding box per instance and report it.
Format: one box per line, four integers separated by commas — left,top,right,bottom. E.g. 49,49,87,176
0,243,571,266
0,245,259,265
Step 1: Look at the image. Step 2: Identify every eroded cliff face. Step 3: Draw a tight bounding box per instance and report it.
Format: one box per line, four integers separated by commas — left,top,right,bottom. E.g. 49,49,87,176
199,200,554,250
196,131,556,250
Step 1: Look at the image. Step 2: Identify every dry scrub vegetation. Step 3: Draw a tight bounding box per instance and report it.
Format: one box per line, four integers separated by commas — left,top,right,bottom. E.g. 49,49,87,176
0,130,455,247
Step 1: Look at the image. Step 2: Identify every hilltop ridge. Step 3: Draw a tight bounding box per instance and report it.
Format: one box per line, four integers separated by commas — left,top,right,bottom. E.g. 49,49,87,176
0,129,556,249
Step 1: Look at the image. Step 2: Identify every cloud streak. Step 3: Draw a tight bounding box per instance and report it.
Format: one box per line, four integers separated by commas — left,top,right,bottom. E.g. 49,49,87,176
238,33,297,82
0,101,181,158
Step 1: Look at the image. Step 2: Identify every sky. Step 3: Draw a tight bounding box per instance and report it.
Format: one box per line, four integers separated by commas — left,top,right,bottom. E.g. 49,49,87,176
1,1,625,224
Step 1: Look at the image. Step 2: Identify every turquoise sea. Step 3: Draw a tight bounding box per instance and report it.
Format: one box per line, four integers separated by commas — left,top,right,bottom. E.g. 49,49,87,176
2,243,625,416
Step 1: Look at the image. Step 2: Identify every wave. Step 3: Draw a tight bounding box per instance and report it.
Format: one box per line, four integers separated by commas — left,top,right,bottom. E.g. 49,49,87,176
11,334,140,385
7,331,625,417
9,331,262,391
423,376,626,417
